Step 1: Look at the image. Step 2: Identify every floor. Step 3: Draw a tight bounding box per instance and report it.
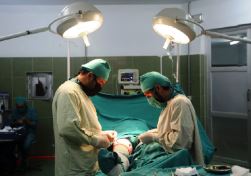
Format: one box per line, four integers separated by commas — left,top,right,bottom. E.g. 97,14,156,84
2,156,247,176
3,159,54,176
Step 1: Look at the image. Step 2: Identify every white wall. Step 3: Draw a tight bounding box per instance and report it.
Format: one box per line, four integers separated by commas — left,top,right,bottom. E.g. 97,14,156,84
191,0,251,30
0,0,250,57
0,5,70,57
189,0,251,54
0,4,185,57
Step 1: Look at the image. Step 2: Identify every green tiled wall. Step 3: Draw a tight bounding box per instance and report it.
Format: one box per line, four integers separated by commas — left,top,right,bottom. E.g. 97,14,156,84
87,56,162,94
162,55,207,125
190,55,207,125
0,55,207,155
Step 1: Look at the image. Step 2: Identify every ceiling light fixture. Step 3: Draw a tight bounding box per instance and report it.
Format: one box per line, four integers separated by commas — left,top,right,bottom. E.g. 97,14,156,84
153,8,196,46
0,1,103,47
230,41,240,45
153,8,251,48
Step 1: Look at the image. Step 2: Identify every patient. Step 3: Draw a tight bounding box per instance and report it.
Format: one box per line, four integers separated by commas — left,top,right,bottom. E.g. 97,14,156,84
98,136,139,176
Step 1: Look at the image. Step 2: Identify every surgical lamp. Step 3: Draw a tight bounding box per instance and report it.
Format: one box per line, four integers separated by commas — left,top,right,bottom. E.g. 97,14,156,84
0,1,103,47
153,8,251,49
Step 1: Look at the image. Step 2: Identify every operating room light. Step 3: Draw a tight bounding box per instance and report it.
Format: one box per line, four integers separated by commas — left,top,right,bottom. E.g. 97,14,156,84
0,1,104,47
153,8,251,47
230,41,240,45
153,8,196,48
61,21,102,38
59,19,101,46
153,24,190,44
51,1,103,47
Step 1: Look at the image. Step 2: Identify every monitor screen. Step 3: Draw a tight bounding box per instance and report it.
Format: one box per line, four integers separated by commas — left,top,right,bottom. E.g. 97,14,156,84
118,69,139,84
121,72,134,82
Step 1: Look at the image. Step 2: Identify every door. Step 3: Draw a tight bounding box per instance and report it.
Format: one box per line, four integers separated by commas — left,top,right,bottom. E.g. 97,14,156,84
209,27,251,167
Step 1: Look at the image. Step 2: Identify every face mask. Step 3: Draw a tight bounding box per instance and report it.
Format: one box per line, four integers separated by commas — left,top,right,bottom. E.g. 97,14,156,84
77,78,102,96
147,97,166,109
84,82,102,96
153,88,166,103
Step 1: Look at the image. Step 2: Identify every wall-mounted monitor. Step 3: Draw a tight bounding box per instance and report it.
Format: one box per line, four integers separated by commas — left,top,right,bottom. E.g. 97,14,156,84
118,69,139,84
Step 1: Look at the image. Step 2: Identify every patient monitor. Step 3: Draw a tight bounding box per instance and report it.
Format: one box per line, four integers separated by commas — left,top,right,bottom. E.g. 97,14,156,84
118,69,139,84
118,69,141,95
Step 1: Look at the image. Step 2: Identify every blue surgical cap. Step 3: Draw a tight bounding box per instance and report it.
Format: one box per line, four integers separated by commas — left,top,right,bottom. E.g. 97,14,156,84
15,96,27,105
140,71,172,92
81,59,111,81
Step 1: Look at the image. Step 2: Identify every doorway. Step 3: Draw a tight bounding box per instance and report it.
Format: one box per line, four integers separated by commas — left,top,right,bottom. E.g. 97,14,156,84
209,26,251,167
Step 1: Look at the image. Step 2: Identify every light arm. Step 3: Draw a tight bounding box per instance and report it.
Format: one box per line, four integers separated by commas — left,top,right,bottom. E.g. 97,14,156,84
178,18,251,44
203,30,251,44
0,27,49,42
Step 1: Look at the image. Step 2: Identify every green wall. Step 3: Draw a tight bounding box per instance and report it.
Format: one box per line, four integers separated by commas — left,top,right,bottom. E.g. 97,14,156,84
0,55,207,155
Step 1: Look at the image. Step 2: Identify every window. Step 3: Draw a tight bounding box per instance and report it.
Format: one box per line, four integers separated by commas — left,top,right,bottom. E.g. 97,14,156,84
27,72,53,100
211,33,247,67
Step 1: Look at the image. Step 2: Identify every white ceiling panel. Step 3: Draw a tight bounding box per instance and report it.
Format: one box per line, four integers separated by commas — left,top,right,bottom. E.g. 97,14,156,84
0,0,198,5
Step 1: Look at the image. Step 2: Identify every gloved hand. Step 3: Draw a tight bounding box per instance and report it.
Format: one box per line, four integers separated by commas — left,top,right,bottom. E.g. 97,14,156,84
91,133,111,148
101,130,117,143
138,132,157,144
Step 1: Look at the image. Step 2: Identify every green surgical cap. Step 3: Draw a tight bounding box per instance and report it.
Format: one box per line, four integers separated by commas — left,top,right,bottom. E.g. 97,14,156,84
81,59,111,81
140,71,172,92
15,96,27,105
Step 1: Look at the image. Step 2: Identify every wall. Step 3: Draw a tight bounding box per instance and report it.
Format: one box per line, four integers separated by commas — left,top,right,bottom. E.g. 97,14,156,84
0,55,206,155
191,0,251,30
2,0,245,156
0,4,189,57
0,1,250,57
189,0,251,55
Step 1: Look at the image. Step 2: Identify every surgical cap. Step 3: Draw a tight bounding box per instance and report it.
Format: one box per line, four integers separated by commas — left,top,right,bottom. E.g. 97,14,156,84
15,96,27,105
140,71,172,92
81,59,111,81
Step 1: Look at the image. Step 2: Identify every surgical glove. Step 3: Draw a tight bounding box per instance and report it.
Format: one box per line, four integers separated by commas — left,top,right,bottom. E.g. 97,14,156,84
91,134,111,148
138,132,157,144
102,130,117,143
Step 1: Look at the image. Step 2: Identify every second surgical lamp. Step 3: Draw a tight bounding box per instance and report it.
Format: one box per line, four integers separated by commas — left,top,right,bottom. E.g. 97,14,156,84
153,8,251,48
0,1,103,47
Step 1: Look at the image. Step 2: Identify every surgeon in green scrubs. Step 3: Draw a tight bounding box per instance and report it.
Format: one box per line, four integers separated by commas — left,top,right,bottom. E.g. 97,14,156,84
138,71,205,166
52,59,116,176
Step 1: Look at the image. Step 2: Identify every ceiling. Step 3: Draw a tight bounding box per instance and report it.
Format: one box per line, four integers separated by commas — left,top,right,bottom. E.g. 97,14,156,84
0,0,197,5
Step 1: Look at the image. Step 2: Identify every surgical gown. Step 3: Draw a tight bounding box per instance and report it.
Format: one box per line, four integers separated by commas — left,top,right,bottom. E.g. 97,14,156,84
52,79,102,176
148,94,204,165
